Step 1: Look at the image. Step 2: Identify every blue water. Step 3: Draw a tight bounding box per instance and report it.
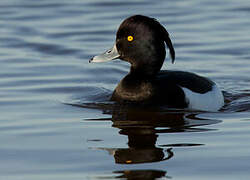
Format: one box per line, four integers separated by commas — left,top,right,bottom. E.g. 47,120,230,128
1,0,250,179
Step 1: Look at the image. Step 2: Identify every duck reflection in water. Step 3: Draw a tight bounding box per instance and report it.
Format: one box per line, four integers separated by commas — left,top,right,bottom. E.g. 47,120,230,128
112,169,168,180
101,126,173,164
84,104,221,165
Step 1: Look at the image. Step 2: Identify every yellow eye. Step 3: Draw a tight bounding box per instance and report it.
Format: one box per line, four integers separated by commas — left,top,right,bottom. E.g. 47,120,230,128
127,35,134,42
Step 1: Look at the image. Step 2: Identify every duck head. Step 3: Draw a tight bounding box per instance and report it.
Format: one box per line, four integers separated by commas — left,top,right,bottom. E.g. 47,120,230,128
90,15,175,76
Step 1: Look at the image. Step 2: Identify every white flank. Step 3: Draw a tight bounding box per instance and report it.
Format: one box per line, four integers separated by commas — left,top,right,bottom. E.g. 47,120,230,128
181,84,224,111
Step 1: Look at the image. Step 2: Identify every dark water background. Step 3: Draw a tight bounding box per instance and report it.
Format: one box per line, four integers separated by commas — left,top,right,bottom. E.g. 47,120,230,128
1,0,250,179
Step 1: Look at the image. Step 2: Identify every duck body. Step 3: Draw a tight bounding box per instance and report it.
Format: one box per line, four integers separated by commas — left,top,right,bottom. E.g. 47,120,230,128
90,15,224,111
111,70,224,111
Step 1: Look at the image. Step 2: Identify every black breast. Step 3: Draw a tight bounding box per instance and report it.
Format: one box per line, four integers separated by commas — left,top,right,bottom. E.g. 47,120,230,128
111,74,188,108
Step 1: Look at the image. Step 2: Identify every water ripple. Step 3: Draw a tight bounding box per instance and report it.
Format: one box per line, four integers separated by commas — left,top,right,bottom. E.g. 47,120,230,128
1,0,250,179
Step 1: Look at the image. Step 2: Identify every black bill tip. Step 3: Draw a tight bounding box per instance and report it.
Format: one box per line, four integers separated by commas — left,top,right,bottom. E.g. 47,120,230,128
89,58,93,63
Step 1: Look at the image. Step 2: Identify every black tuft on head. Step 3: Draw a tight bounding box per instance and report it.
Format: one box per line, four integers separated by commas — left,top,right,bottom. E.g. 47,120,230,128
115,15,175,76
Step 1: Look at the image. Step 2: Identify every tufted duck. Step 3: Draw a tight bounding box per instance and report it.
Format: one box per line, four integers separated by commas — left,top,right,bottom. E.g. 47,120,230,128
90,15,224,111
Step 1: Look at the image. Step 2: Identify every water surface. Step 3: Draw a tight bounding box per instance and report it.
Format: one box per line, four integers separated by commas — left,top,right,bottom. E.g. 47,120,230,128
1,0,250,179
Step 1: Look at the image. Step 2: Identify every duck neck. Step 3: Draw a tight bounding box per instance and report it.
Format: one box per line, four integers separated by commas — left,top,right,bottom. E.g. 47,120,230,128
129,64,159,79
